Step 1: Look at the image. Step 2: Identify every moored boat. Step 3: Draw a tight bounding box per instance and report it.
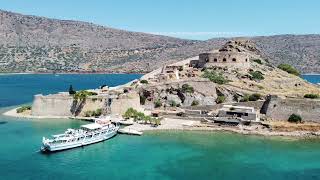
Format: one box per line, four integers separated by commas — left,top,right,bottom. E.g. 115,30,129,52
41,120,119,152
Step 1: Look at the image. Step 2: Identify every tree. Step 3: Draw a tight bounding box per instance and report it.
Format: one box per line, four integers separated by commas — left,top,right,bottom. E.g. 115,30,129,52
288,114,302,123
69,85,76,95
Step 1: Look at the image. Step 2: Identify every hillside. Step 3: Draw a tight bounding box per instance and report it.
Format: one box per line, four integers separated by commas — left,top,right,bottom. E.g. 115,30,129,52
0,10,320,73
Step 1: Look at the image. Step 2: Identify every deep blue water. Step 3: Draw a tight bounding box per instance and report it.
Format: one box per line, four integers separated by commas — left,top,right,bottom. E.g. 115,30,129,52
0,74,320,180
0,74,141,107
302,75,320,84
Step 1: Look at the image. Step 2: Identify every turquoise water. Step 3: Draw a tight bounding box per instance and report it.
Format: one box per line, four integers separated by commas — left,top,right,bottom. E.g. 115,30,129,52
1,74,320,180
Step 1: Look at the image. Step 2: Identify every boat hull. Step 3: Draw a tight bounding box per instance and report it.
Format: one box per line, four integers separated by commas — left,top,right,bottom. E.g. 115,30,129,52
41,130,118,152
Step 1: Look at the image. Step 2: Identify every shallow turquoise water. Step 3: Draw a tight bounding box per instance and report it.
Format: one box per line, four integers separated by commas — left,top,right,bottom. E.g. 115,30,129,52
1,74,320,180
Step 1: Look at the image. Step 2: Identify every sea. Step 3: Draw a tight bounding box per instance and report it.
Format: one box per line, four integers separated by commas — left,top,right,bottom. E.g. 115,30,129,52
0,74,320,180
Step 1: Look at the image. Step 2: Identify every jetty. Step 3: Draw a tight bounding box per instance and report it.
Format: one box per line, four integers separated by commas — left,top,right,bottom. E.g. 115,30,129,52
118,128,143,136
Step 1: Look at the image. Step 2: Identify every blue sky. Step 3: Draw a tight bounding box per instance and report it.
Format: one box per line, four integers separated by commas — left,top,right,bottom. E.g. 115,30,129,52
1,0,319,40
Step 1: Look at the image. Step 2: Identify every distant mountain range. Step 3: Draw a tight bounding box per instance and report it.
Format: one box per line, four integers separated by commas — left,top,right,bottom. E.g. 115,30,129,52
0,10,320,73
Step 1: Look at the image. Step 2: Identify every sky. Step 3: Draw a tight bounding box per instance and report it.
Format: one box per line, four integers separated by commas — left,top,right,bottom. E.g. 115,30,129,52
0,0,319,40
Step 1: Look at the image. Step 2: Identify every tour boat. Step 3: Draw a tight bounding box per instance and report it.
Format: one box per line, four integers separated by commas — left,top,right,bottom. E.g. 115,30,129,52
41,120,119,152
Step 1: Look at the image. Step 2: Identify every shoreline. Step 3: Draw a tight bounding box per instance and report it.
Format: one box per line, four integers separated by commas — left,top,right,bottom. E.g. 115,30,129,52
4,108,319,139
0,72,146,75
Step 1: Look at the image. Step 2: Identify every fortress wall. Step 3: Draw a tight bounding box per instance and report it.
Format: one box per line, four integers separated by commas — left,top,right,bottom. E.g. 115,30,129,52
31,94,107,117
110,92,142,116
261,95,320,122
32,94,74,116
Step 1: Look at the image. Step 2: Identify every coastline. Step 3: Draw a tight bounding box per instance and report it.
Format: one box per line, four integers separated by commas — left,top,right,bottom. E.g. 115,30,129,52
4,108,320,139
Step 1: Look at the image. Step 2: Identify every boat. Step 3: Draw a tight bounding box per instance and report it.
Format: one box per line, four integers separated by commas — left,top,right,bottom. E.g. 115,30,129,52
118,128,143,136
41,120,120,152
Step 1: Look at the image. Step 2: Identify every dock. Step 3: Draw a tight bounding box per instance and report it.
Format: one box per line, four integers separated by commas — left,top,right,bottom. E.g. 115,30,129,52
118,128,143,136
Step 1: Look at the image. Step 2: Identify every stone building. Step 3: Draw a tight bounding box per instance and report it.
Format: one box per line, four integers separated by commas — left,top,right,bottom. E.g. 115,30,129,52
191,40,259,69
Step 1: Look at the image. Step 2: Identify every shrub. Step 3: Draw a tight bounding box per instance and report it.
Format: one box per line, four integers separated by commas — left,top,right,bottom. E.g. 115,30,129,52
154,99,162,108
240,94,250,102
16,105,31,113
140,80,148,84
123,108,138,119
84,108,102,117
191,100,199,106
277,64,300,76
288,114,302,123
240,93,261,102
169,100,177,107
216,95,226,104
73,90,97,101
252,59,263,65
68,85,76,95
181,84,194,93
249,71,264,80
249,93,262,101
201,70,229,85
304,94,319,99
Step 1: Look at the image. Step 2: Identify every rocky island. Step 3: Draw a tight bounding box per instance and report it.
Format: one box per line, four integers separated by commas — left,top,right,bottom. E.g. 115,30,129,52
5,40,320,138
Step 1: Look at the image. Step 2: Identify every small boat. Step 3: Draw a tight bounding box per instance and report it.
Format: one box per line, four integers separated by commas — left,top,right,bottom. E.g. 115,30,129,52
119,120,134,126
41,120,120,152
118,128,143,136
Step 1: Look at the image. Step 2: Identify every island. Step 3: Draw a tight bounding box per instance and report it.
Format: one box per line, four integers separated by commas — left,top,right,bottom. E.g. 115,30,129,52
5,40,320,138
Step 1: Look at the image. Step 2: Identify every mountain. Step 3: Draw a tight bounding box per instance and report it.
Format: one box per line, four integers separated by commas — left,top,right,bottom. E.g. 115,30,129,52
0,10,320,73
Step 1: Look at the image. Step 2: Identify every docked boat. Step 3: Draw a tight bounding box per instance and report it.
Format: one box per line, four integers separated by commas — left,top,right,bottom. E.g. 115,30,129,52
41,120,119,152
118,128,143,136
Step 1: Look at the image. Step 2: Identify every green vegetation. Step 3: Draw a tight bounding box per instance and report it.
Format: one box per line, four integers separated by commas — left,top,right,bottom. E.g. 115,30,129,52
249,93,262,101
229,107,235,111
201,70,229,85
191,100,199,106
249,71,264,80
181,84,194,93
240,93,262,102
140,80,148,84
252,59,263,65
154,99,162,108
69,85,76,95
277,64,300,76
73,90,98,101
140,95,147,105
123,108,161,125
169,100,177,107
304,94,319,99
288,114,302,123
16,105,31,113
216,95,226,104
84,108,102,117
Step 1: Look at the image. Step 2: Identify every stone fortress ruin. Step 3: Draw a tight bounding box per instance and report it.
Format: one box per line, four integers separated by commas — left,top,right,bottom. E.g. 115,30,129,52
190,40,259,69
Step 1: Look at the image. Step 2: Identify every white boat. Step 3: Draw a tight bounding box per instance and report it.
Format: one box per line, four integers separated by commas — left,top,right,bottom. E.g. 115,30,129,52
118,128,143,136
41,121,119,152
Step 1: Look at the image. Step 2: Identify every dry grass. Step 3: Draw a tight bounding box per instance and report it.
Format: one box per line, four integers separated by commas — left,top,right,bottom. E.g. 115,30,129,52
267,121,320,132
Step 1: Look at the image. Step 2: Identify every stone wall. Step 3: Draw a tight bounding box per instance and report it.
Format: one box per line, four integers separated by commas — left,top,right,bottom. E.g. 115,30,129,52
261,95,320,122
110,92,142,116
31,93,107,117
198,52,250,69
